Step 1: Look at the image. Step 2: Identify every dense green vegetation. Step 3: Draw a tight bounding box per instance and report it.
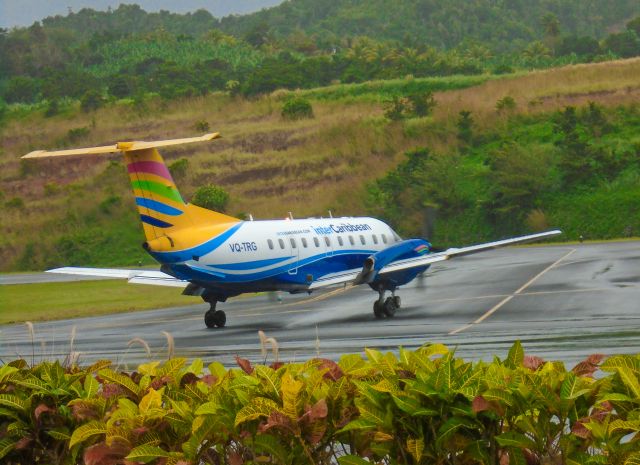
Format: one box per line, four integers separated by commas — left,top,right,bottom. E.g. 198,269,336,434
1,342,639,464
0,1,639,104
219,0,640,51
367,102,640,244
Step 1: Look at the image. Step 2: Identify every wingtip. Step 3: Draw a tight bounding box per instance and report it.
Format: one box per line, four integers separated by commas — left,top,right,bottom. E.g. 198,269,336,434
22,150,46,159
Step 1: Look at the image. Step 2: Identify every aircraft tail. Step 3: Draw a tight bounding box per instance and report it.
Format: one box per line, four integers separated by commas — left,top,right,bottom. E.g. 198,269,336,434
23,133,241,261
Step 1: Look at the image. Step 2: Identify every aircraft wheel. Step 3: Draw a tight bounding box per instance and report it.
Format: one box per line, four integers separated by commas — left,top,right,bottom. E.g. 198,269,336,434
383,297,397,317
393,296,401,308
373,300,385,319
205,309,226,328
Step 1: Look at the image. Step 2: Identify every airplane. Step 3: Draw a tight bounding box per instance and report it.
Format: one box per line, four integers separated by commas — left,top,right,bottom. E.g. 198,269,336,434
23,133,562,328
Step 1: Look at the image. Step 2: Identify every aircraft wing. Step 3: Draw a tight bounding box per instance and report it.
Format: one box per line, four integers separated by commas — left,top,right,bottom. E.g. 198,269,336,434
379,230,562,275
46,267,188,288
309,229,561,289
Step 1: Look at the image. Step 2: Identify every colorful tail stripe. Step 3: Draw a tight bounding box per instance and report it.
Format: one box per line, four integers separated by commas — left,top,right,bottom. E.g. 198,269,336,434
128,161,174,182
131,180,184,204
140,214,173,228
135,197,183,216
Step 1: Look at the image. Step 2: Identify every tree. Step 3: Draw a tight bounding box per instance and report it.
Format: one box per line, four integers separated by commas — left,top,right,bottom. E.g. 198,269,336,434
407,90,436,117
108,76,132,99
488,142,555,217
627,16,640,36
191,185,229,213
80,90,104,112
3,76,40,103
457,110,474,147
281,97,314,120
603,30,640,58
244,21,270,47
383,96,408,120
0,98,7,122
554,106,593,185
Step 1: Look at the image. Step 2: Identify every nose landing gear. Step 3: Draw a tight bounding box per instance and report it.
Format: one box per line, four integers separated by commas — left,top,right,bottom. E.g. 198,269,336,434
373,288,401,319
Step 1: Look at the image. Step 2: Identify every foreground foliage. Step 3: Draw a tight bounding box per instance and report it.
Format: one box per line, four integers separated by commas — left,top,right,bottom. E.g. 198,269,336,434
1,342,639,464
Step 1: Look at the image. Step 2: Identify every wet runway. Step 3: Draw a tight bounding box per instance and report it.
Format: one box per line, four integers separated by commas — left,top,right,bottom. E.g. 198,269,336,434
1,242,639,368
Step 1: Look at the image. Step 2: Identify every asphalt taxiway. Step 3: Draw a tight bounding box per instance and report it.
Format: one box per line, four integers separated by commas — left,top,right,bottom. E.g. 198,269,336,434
1,242,639,368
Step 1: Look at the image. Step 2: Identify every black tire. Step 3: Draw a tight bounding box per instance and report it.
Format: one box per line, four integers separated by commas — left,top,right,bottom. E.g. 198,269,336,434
205,309,226,328
373,300,385,319
383,297,397,317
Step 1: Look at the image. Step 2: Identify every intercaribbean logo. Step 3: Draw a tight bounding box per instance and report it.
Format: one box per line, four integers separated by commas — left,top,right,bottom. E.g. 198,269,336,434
312,223,372,235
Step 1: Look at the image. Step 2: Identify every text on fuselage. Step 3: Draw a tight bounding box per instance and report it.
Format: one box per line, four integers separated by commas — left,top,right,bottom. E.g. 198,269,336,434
312,223,372,235
229,242,258,252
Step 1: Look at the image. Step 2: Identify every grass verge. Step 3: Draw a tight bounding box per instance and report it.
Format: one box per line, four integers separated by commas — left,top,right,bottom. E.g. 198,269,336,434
1,280,201,325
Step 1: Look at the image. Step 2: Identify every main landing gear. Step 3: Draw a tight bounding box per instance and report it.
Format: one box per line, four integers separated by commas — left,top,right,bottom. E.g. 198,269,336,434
204,301,226,328
373,289,401,319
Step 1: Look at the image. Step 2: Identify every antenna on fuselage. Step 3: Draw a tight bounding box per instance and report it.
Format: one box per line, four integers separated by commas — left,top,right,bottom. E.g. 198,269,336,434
328,210,333,218
288,212,294,220
249,213,254,221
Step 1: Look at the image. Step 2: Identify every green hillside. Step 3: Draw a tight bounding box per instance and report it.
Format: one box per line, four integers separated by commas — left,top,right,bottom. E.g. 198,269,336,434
1,1,640,105
1,58,639,271
219,0,640,50
1,2,639,271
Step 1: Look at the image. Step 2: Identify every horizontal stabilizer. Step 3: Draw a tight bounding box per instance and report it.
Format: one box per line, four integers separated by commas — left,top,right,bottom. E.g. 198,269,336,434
47,267,187,288
23,133,220,159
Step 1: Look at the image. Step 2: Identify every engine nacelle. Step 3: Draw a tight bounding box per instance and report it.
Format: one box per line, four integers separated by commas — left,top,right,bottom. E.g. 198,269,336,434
356,238,431,285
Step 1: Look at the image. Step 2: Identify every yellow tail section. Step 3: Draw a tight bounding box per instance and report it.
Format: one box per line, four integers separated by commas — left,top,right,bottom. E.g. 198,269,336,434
124,147,239,251
23,133,241,257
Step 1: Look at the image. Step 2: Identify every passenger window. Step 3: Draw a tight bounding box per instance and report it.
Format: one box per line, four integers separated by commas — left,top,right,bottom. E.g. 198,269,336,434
314,237,320,247
267,239,274,250
301,237,308,248
337,236,344,246
324,236,331,247
360,235,366,245
382,234,388,244
372,235,378,245
290,238,297,249
349,236,355,245
278,238,285,249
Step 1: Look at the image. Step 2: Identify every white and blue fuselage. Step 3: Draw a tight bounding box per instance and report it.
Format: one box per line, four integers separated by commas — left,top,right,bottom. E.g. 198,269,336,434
162,217,401,295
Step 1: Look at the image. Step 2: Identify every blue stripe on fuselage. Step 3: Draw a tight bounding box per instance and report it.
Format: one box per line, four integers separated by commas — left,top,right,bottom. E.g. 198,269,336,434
169,249,375,284
149,222,244,264
208,256,294,271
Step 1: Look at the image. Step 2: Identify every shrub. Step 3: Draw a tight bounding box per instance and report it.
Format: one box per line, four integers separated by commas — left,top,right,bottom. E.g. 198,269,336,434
2,76,40,104
191,184,229,212
496,95,517,113
5,196,25,209
44,99,60,117
383,96,408,120
493,64,514,74
457,110,474,147
0,98,8,121
281,97,314,120
44,182,60,195
80,90,104,112
99,195,121,214
225,79,240,95
0,342,638,465
194,120,210,132
407,90,437,117
168,157,190,180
